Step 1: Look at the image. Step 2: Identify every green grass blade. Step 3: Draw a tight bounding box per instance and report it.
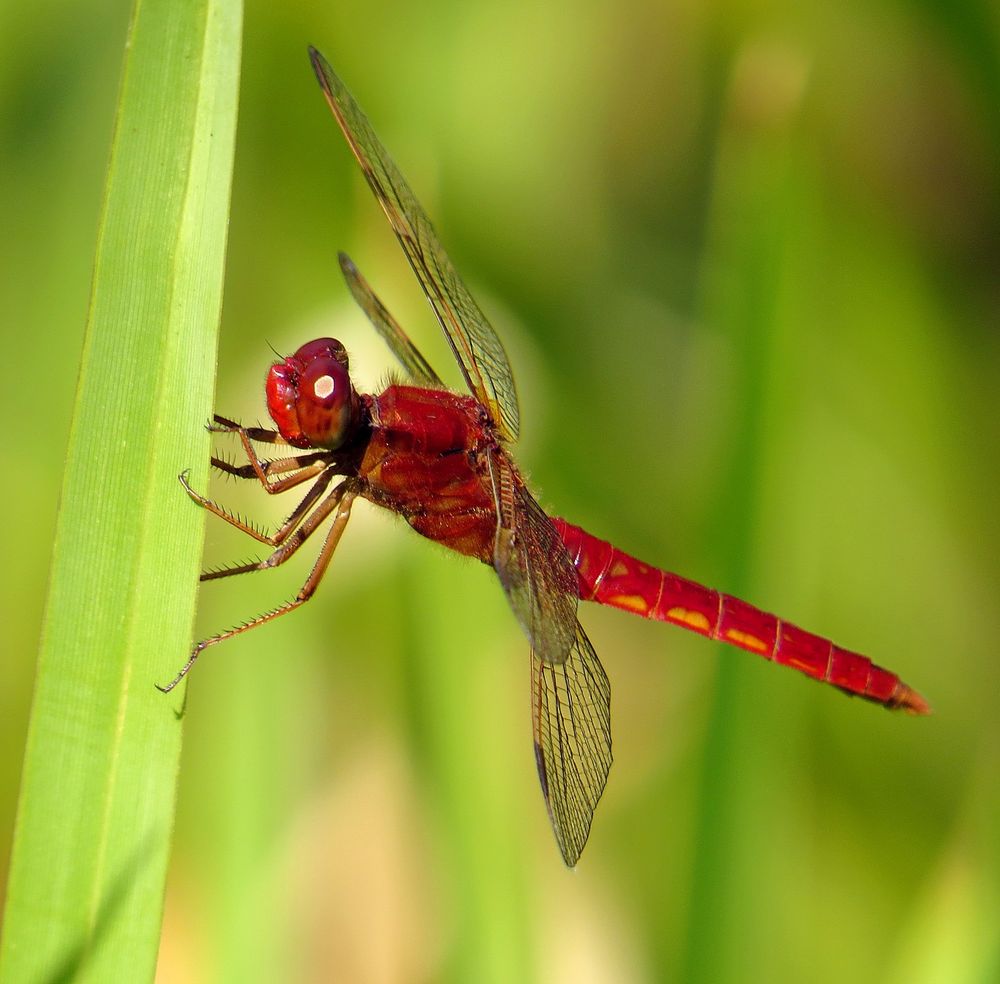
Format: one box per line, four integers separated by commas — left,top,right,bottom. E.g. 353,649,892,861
0,1,241,981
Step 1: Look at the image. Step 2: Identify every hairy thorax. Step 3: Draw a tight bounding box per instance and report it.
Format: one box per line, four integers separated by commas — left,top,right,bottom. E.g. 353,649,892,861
359,385,501,561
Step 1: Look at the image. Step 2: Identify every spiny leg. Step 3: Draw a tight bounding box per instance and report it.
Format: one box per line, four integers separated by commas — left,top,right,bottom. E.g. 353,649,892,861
198,468,348,581
210,414,286,444
179,465,335,547
211,415,303,491
211,416,369,502
158,482,359,692
211,450,331,485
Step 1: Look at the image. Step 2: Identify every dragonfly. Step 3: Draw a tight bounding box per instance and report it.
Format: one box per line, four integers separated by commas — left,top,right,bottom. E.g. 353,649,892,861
161,47,929,867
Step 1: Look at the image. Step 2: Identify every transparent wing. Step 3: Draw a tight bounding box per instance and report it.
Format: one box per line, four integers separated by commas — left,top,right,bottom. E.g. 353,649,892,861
531,622,612,867
483,453,611,863
310,47,520,440
490,453,579,667
338,252,443,387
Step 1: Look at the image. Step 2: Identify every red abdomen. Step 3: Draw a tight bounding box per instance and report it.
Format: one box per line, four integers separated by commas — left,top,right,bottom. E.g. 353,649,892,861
552,518,928,713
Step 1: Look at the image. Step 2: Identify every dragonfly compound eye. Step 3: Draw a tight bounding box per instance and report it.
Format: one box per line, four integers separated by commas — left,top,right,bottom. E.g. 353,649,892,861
266,337,358,449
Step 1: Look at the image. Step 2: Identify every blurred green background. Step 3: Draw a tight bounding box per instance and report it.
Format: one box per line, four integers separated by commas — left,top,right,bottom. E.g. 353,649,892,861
3,0,998,982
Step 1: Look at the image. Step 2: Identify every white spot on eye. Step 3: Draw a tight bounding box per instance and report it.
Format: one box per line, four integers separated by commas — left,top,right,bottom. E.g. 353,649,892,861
313,375,336,399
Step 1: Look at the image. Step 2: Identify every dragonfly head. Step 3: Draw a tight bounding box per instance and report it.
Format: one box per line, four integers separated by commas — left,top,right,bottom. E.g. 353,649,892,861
266,337,362,450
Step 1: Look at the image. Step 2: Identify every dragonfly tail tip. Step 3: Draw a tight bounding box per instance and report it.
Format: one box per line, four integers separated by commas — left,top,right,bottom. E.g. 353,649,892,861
898,685,932,716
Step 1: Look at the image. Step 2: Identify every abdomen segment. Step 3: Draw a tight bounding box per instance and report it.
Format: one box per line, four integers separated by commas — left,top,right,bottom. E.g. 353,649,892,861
552,519,929,714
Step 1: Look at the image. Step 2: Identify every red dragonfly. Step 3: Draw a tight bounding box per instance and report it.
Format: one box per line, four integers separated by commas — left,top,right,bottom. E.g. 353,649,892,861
162,47,929,867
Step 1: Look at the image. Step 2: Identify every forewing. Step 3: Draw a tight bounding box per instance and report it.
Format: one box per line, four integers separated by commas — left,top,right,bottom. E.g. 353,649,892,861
490,455,579,666
531,622,612,867
310,48,520,439
338,252,443,387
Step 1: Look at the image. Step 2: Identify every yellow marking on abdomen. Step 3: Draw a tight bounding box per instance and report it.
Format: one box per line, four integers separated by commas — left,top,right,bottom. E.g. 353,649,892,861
724,629,768,653
608,593,650,614
784,657,813,673
666,607,711,631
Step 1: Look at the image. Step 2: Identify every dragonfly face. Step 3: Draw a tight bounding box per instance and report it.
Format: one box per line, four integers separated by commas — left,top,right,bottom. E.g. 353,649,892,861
265,337,363,450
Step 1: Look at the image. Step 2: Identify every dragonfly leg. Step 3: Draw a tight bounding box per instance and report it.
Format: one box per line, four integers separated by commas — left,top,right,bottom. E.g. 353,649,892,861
158,481,359,692
211,450,331,486
180,463,334,547
210,414,327,493
210,413,287,444
198,468,343,579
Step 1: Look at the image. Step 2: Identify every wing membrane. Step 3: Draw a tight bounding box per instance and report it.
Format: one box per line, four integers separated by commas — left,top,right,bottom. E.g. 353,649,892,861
531,623,612,867
490,453,578,666
338,252,443,387
484,455,611,863
310,47,519,439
